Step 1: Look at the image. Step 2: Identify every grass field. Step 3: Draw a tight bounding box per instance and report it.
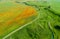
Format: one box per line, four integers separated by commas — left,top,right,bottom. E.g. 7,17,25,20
0,0,60,39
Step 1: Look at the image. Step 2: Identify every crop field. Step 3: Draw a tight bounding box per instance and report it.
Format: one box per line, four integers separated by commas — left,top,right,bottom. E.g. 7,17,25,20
0,0,60,39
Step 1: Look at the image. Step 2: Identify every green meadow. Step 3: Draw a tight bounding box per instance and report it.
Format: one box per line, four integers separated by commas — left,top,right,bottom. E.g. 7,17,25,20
0,0,60,39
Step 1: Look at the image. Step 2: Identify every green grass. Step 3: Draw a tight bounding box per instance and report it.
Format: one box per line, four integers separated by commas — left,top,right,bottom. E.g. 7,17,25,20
6,1,60,39
0,0,60,39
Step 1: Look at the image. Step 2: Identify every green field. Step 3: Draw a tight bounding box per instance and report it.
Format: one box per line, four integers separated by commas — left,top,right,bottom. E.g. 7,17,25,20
0,0,60,39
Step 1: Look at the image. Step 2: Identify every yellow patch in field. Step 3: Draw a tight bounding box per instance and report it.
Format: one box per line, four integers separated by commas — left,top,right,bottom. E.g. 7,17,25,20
3,6,37,26
14,6,37,21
